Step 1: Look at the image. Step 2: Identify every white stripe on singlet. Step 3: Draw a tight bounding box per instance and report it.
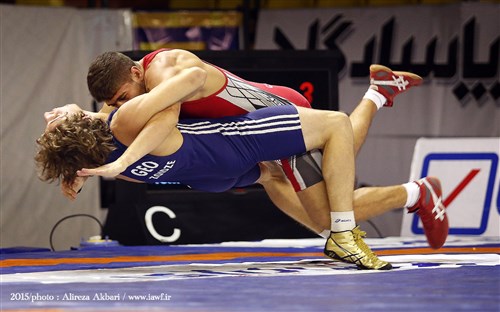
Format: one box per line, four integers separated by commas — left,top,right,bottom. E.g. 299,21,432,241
177,114,301,136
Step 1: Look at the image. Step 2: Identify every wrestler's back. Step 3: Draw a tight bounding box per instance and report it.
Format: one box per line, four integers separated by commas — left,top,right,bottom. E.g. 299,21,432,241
142,49,311,119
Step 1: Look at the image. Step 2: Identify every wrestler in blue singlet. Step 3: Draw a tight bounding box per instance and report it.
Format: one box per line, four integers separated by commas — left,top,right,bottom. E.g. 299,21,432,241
106,105,307,192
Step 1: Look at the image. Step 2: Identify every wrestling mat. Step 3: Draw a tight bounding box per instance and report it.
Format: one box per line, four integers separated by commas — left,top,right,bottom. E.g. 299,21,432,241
1,236,499,311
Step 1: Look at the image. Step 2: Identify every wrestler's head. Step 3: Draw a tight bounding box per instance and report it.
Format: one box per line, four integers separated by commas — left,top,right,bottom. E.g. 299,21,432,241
87,51,146,107
36,104,115,185
43,104,86,132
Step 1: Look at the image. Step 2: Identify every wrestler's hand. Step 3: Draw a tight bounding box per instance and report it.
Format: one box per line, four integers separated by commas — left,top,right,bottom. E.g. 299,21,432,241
77,160,126,178
256,161,285,183
61,176,87,201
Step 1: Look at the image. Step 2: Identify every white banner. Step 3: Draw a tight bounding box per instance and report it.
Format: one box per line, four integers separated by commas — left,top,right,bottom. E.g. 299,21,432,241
402,138,500,237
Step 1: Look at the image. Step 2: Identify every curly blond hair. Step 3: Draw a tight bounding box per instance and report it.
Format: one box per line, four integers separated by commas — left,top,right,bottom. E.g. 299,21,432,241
34,112,116,185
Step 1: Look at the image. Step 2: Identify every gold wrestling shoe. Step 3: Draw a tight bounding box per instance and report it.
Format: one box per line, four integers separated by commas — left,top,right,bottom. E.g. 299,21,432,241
324,226,392,270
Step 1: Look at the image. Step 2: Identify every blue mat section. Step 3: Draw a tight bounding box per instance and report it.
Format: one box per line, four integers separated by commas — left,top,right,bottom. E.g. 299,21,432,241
1,237,499,311
1,266,499,311
0,247,51,254
3,243,499,274
1,245,327,274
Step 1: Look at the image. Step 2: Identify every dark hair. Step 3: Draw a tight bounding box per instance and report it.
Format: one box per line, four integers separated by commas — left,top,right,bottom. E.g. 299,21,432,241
87,51,136,102
35,112,116,185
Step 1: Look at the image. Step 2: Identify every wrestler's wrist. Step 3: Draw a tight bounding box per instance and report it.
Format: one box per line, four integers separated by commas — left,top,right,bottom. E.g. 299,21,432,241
114,159,129,174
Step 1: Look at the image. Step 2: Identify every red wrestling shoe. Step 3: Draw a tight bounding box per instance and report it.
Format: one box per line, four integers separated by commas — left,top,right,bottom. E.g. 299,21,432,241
369,64,423,107
408,177,449,249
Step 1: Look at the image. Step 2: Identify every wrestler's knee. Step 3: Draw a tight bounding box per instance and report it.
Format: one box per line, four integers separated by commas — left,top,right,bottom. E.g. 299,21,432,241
327,111,350,129
299,109,351,151
315,111,351,142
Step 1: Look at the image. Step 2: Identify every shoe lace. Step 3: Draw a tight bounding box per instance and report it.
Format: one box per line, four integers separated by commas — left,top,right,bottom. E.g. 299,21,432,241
352,226,381,262
421,178,446,221
432,197,446,221
391,75,409,90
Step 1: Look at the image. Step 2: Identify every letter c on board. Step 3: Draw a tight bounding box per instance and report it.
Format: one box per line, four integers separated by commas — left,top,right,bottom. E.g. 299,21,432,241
144,206,181,243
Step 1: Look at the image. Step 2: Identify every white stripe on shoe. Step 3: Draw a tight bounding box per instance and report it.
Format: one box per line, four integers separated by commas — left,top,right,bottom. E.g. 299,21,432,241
422,178,446,221
370,75,410,90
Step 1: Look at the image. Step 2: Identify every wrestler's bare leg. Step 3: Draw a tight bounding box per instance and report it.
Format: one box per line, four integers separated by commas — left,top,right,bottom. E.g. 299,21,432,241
263,67,426,242
350,98,378,156
297,107,356,215
345,98,410,222
292,97,389,230
261,97,409,235
259,163,322,233
259,107,359,234
353,185,407,220
262,177,407,233
291,184,408,231
297,106,391,270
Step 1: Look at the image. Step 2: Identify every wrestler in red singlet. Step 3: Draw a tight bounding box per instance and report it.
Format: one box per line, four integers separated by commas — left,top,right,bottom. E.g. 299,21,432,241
142,49,323,192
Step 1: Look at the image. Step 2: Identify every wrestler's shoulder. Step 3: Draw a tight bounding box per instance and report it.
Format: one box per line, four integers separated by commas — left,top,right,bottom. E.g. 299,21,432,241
153,49,202,67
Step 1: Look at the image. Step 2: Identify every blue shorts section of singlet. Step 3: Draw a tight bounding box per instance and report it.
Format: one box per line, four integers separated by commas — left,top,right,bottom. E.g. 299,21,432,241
108,105,307,192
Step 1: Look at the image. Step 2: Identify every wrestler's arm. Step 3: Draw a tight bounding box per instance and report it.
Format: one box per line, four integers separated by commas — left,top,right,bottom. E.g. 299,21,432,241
78,104,181,178
105,50,206,163
97,50,205,149
69,52,205,195
61,84,190,200
112,66,204,137
65,104,179,199
76,57,206,177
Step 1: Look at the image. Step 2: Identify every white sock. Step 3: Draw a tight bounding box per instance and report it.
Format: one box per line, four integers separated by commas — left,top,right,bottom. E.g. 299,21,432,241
363,88,387,110
330,211,356,232
403,181,420,207
318,230,330,238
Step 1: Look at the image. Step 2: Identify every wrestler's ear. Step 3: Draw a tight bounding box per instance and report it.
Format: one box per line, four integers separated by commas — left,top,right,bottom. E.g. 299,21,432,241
130,65,143,82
